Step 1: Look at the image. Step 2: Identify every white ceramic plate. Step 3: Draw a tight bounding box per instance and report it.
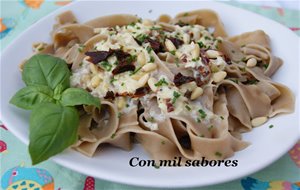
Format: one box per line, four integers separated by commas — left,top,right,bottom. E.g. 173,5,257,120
1,1,299,188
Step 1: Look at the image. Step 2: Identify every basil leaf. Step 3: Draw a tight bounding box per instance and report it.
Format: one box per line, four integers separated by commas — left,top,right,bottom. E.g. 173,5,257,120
60,88,100,108
9,85,55,110
22,54,70,90
53,84,64,101
29,102,79,165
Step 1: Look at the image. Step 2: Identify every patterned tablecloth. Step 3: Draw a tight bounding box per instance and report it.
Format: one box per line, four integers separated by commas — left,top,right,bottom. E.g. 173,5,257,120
1,1,299,190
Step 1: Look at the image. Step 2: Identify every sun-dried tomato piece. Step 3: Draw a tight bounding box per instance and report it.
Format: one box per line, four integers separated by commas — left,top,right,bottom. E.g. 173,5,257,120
168,37,183,48
166,99,174,112
145,38,163,53
112,62,135,75
224,55,232,65
85,50,114,64
198,66,210,77
133,86,150,98
195,66,211,86
200,49,210,65
184,90,192,99
114,49,130,61
173,72,195,87
195,77,204,86
104,91,115,100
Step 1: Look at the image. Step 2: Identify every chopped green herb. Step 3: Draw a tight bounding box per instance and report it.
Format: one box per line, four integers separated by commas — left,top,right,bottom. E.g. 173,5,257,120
196,118,201,123
185,105,191,111
263,64,269,69
150,56,155,63
126,54,137,64
170,50,176,55
136,26,141,29
204,36,211,40
150,26,161,31
146,46,153,53
111,133,116,139
129,22,136,27
192,57,200,62
220,116,224,120
198,109,207,119
99,61,112,71
121,82,125,86
126,103,129,107
241,44,246,48
241,57,247,62
175,57,180,67
172,91,181,104
136,34,148,43
110,77,117,84
239,67,246,72
153,164,160,169
148,117,155,122
78,44,85,53
208,125,214,131
197,41,205,48
269,124,274,129
161,141,166,145
130,66,142,76
183,12,189,16
113,60,119,65
118,112,122,118
37,47,44,51
155,78,168,87
177,20,185,26
215,151,222,157
229,78,239,84
246,79,259,85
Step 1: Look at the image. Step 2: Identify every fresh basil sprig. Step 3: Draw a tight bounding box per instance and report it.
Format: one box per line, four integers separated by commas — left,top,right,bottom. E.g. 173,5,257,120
10,54,100,165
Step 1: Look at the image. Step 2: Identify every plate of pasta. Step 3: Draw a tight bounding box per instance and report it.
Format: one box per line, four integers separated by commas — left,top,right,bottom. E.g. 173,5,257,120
0,1,299,188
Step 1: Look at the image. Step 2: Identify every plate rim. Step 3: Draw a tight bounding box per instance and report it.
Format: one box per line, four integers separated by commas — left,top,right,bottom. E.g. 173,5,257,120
1,1,299,188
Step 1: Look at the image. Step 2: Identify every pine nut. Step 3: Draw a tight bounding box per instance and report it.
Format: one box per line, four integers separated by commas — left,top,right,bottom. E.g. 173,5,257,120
91,75,101,88
89,63,98,74
142,19,153,26
137,52,146,65
246,58,257,68
190,87,203,100
142,63,157,72
206,50,220,59
148,77,158,92
81,74,91,83
131,71,146,80
183,33,190,44
93,28,101,33
117,97,126,110
213,71,227,83
32,42,46,52
138,73,150,87
251,116,268,127
165,39,176,51
175,51,183,58
191,42,200,59
180,81,197,92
